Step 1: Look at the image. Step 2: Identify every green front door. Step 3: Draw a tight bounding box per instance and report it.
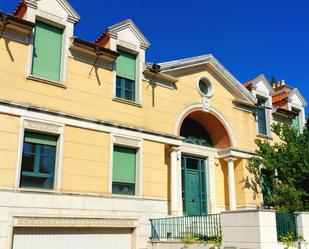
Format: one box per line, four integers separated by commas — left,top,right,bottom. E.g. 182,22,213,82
182,155,207,216
186,170,201,215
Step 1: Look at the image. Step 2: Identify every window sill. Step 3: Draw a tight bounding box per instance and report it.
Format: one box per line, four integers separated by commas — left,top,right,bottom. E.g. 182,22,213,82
112,97,142,108
27,75,67,89
257,134,273,140
17,187,58,194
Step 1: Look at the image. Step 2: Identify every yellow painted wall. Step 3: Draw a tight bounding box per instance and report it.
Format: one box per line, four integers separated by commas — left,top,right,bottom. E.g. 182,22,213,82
62,126,110,194
142,140,168,199
235,159,261,207
0,113,20,188
0,37,267,206
0,38,259,152
215,159,229,209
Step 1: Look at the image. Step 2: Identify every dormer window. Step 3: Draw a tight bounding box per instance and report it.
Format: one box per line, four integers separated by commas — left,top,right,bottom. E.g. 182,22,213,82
116,50,137,102
257,97,267,136
31,20,64,82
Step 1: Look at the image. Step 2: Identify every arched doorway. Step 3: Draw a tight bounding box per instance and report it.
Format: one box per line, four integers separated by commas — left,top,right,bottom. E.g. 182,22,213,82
178,107,233,215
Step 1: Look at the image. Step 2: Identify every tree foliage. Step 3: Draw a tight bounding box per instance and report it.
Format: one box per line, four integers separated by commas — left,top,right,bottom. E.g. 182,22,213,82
247,123,309,212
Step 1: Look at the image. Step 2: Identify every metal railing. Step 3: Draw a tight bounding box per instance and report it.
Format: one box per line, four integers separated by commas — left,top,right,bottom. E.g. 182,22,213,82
149,214,221,240
276,212,298,241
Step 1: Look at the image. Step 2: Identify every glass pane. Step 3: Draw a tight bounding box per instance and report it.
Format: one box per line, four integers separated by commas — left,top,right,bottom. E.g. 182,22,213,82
20,175,53,189
21,142,36,172
21,153,35,172
116,86,122,98
112,182,135,195
125,90,133,101
116,76,122,87
40,145,54,155
125,79,134,90
186,158,199,170
201,172,205,194
39,156,54,174
199,80,208,95
23,142,36,154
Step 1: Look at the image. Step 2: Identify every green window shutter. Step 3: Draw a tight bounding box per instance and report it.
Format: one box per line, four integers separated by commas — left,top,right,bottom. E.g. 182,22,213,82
24,131,58,146
292,114,300,132
116,50,136,81
32,21,63,81
257,97,267,135
113,146,136,184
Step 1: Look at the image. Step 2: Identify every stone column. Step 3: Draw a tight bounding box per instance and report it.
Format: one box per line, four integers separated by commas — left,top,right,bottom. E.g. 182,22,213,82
225,157,237,210
170,147,180,216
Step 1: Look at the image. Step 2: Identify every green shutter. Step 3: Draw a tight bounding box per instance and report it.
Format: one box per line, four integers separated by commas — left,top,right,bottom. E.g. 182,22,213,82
32,21,63,81
24,131,58,146
116,50,136,81
292,114,300,132
113,146,136,184
257,98,267,135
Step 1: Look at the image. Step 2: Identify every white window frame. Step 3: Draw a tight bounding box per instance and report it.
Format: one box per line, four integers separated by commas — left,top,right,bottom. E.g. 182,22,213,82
113,45,141,105
15,117,64,193
109,134,143,197
26,14,70,86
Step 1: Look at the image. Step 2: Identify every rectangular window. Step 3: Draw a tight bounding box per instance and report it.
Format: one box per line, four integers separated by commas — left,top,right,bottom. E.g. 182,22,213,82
112,146,136,195
116,50,136,101
32,21,63,82
20,131,58,190
257,97,267,135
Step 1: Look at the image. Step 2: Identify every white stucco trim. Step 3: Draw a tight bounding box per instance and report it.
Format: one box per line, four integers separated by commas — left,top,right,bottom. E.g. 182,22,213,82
109,134,143,197
0,101,182,146
24,0,76,86
174,104,236,147
196,76,214,98
159,54,256,104
14,117,65,192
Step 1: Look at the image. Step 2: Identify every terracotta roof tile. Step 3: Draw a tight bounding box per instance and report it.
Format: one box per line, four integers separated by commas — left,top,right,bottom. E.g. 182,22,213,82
12,0,26,18
272,92,289,105
243,80,253,88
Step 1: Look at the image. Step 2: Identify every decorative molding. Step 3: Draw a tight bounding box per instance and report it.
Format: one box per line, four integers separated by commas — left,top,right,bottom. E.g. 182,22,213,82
13,216,137,228
202,97,211,112
118,39,137,51
0,100,182,146
24,119,62,134
36,9,65,26
114,135,141,147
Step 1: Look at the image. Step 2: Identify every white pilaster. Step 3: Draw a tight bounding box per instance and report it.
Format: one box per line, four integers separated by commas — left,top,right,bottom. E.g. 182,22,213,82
207,156,217,214
170,147,180,216
225,157,237,210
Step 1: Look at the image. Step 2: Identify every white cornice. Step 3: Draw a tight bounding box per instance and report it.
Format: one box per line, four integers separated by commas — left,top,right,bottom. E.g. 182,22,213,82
159,54,256,104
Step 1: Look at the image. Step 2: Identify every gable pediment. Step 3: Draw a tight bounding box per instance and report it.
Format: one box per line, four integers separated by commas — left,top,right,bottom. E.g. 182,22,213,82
107,19,150,50
159,54,256,104
289,88,307,108
27,0,80,23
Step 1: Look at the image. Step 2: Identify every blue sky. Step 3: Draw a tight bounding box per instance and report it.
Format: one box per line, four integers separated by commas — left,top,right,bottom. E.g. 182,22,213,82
2,0,308,113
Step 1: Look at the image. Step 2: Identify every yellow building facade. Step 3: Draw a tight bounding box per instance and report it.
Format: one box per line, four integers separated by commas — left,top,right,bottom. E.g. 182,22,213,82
0,1,307,249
